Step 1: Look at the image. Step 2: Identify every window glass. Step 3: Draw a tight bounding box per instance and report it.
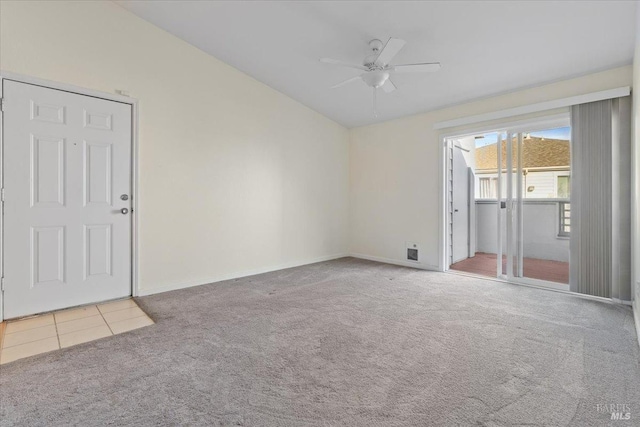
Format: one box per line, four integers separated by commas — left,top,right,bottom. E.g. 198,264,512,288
557,176,570,198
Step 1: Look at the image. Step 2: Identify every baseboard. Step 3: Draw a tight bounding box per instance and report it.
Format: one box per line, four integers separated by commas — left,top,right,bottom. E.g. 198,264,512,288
611,298,633,306
349,252,440,272
137,253,349,297
633,299,640,350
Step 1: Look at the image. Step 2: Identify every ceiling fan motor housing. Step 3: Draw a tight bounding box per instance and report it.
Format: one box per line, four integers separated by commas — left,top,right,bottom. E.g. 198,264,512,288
364,39,385,68
369,39,384,52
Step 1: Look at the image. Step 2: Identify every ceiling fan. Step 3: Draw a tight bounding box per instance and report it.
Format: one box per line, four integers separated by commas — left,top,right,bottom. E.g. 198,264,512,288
320,38,440,117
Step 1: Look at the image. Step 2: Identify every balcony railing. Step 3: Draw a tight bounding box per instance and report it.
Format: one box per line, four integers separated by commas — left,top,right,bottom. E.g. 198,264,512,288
558,202,570,237
474,199,570,263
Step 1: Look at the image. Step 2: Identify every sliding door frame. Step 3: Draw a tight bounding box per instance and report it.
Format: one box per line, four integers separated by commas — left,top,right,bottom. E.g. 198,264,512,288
439,112,570,292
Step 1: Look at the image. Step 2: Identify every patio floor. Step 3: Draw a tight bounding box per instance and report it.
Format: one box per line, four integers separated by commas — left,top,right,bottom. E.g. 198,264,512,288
450,252,569,284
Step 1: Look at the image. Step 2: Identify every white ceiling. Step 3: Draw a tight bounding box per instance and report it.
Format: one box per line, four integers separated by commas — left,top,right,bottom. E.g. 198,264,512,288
117,1,637,128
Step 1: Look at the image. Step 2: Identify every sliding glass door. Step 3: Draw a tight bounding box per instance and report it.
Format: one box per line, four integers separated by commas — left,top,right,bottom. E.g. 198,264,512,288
447,116,570,289
498,124,571,288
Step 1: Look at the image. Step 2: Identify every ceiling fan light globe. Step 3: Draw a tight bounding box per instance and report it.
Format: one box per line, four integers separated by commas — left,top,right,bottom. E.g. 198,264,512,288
362,71,390,89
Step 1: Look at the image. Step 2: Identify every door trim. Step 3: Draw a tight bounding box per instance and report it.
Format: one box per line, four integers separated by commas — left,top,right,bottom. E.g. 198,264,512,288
0,71,140,322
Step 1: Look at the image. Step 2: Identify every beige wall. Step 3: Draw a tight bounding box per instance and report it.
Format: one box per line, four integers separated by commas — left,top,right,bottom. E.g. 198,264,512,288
0,1,636,307
349,66,632,269
0,1,350,295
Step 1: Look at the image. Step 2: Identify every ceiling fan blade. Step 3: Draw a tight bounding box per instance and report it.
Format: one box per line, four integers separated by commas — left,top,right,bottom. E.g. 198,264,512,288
382,79,396,93
320,58,368,71
331,75,362,89
374,38,406,66
392,62,441,73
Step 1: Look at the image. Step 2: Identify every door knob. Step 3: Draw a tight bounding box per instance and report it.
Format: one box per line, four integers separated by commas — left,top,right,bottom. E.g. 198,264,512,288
121,208,129,215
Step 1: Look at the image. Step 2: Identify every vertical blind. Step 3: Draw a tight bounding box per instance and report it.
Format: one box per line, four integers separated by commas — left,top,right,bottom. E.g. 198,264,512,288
570,97,631,300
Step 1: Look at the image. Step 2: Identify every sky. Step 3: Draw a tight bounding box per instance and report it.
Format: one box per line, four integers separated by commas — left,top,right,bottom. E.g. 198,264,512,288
474,126,570,148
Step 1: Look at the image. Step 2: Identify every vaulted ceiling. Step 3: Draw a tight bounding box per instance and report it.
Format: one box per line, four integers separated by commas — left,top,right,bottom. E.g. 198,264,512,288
117,1,637,128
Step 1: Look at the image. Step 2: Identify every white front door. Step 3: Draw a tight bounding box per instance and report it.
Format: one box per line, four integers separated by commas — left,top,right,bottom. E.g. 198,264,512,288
3,80,132,319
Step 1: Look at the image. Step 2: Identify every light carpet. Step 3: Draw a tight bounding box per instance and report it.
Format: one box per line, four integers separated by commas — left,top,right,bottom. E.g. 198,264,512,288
1,257,638,426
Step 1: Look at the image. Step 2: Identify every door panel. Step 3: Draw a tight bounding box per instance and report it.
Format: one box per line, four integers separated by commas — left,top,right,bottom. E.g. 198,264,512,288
84,140,112,206
503,127,571,285
84,224,112,279
3,80,132,318
452,145,470,263
32,226,65,287
31,135,66,206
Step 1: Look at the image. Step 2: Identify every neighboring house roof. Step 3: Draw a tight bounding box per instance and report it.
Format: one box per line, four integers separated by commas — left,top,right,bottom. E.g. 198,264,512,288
475,137,570,171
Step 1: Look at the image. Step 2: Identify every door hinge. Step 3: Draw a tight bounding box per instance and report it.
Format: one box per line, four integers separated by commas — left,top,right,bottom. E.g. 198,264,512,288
0,98,4,112
1,277,4,292
1,188,4,202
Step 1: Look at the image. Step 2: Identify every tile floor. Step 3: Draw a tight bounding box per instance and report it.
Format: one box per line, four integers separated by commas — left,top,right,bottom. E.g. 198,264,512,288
0,298,153,365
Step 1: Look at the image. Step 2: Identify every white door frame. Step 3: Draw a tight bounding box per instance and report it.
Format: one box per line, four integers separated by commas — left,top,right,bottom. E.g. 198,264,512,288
0,71,140,322
438,113,570,279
